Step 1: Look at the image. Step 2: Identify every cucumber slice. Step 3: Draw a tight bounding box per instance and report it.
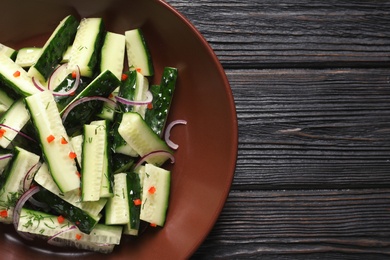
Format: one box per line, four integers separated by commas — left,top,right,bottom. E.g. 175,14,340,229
111,70,149,157
90,120,113,198
0,54,40,97
15,47,42,68
70,134,83,166
0,88,14,110
18,208,121,248
145,67,178,136
34,188,101,234
81,120,112,201
34,163,107,217
140,163,170,227
125,28,154,76
0,147,40,223
105,173,129,225
67,17,105,78
118,112,172,166
25,90,80,193
0,44,16,60
60,69,120,135
100,32,126,80
0,98,30,148
123,171,141,236
97,31,126,121
28,15,79,82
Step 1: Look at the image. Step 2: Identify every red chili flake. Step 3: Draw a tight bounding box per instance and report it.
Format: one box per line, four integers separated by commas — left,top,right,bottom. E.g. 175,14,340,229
147,103,153,110
76,171,81,178
75,221,80,225
13,70,20,77
109,93,114,98
71,71,77,79
150,223,157,227
136,68,142,73
0,210,7,218
133,199,142,206
46,134,55,143
0,128,6,138
61,137,68,144
69,91,76,96
69,151,77,159
75,233,82,240
148,186,156,194
121,73,128,81
57,215,65,224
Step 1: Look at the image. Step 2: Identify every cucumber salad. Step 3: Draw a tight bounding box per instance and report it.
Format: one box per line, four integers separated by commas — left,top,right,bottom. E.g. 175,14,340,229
0,15,186,253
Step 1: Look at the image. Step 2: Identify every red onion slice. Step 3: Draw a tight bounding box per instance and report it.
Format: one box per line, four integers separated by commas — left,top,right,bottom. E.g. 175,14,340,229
115,90,153,106
13,186,41,240
0,153,13,161
61,96,117,123
48,63,68,90
51,65,80,96
0,123,36,143
32,77,46,92
47,225,77,246
164,120,187,150
22,162,42,191
133,150,175,170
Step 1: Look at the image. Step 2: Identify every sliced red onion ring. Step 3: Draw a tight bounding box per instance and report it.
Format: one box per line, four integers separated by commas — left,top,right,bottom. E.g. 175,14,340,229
0,153,13,161
115,90,153,106
28,197,49,210
48,63,68,90
32,77,46,92
13,186,41,241
22,162,42,191
61,96,117,123
51,65,80,96
133,150,175,170
47,225,77,246
0,123,36,143
164,120,187,150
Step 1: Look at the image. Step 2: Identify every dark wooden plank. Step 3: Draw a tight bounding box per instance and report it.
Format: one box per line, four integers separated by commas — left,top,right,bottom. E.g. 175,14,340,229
228,68,390,190
166,0,390,68
193,189,390,259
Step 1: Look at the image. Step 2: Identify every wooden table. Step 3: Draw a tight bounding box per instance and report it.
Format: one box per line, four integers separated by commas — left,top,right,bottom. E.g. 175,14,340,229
166,1,390,259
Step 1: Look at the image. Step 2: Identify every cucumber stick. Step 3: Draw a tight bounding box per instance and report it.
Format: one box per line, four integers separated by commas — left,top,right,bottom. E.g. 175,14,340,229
33,188,101,234
105,172,140,227
140,164,170,227
67,17,105,78
81,120,112,201
145,67,178,136
0,98,30,148
105,173,129,224
125,28,154,76
0,44,16,60
0,147,40,223
100,32,126,80
18,208,122,247
34,163,107,217
0,54,40,97
112,70,148,157
60,69,120,134
28,15,79,82
97,32,126,121
15,47,42,68
25,90,80,193
118,112,172,166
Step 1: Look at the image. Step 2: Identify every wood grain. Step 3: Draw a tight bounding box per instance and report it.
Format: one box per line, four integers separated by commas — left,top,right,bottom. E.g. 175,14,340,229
167,0,390,68
230,68,390,190
165,0,390,259
194,189,390,259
